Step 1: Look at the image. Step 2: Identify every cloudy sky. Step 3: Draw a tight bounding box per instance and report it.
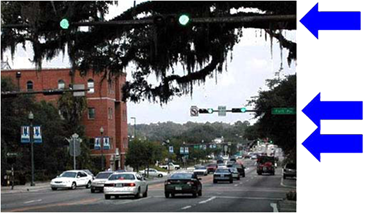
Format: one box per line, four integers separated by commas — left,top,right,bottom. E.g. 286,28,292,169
2,1,296,125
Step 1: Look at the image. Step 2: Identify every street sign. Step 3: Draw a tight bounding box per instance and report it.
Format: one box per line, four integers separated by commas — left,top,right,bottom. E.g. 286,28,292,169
213,144,217,149
194,145,199,149
271,108,296,115
218,106,226,116
69,138,81,157
169,146,174,153
33,126,42,143
202,145,206,150
180,147,185,154
190,106,199,117
185,147,189,154
6,152,19,157
73,84,85,97
21,126,30,143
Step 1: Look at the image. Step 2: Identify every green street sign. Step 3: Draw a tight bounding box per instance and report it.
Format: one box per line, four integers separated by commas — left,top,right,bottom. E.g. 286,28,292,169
271,108,296,115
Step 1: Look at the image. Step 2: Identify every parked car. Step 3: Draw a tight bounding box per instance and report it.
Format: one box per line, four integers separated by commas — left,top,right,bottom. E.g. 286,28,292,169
103,172,148,199
206,163,218,173
50,170,93,190
257,156,275,175
164,172,202,198
229,167,240,180
91,171,114,193
213,168,233,183
139,168,168,178
283,163,296,179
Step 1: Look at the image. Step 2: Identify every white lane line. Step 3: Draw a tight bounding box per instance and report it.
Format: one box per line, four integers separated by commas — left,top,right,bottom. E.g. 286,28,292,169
181,206,192,210
216,195,283,201
234,184,238,187
198,196,216,204
239,182,243,184
270,203,279,212
24,199,42,204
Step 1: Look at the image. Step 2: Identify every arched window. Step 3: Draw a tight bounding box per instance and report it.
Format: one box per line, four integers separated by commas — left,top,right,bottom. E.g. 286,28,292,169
27,81,33,91
58,80,65,89
87,79,94,93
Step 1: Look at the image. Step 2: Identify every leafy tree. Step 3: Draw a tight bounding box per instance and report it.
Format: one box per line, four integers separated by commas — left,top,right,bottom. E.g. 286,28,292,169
125,139,166,172
2,1,296,104
246,74,296,159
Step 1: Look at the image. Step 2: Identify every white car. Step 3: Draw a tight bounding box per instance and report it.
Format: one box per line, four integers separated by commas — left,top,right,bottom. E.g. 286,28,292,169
193,165,208,176
104,172,148,199
91,171,114,193
139,168,168,178
50,170,93,190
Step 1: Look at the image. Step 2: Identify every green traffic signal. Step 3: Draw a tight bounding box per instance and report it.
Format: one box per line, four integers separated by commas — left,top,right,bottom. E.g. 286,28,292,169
60,18,69,29
178,14,190,26
208,108,214,114
232,108,247,113
241,107,246,113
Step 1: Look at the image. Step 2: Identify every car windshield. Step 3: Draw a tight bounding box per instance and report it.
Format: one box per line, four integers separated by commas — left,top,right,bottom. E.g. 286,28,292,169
170,173,193,179
108,174,135,180
60,172,77,178
195,166,206,169
286,163,296,169
96,172,112,179
216,169,230,173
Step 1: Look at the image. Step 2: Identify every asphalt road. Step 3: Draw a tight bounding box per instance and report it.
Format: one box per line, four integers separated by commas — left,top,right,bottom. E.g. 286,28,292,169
1,160,296,212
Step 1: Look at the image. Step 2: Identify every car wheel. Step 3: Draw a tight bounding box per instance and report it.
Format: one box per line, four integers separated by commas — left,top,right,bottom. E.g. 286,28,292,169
51,187,57,191
198,190,202,196
165,193,170,198
135,187,141,199
213,180,217,184
71,182,76,190
242,174,245,178
158,174,163,178
105,195,111,199
237,177,240,180
230,180,233,184
86,181,91,189
283,174,286,179
192,192,197,198
171,193,175,198
257,172,262,175
91,188,95,193
143,187,148,197
272,171,275,176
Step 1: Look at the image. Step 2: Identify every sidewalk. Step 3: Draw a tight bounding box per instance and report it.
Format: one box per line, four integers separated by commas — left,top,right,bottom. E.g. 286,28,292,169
1,181,51,194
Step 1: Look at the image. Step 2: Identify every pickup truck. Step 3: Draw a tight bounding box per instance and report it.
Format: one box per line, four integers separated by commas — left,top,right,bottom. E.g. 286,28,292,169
159,163,180,170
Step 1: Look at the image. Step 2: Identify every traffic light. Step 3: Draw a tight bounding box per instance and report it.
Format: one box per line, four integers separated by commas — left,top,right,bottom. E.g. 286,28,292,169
232,108,247,113
60,18,70,29
178,14,190,26
199,108,214,114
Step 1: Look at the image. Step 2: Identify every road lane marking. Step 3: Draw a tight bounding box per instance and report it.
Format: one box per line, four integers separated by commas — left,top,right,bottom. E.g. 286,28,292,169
234,184,238,187
198,196,216,204
270,203,279,212
216,195,283,201
24,199,42,204
181,205,192,210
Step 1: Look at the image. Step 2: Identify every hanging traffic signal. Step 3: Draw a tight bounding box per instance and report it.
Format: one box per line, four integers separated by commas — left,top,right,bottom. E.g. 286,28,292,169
199,108,214,114
178,14,190,26
60,18,70,29
232,108,247,113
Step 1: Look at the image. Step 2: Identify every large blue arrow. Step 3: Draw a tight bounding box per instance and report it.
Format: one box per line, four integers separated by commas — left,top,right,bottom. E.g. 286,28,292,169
300,3,361,39
303,128,363,162
302,93,363,127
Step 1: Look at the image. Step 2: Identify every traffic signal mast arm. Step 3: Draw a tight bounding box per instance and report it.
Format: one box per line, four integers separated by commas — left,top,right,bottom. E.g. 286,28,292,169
1,88,89,97
2,15,296,29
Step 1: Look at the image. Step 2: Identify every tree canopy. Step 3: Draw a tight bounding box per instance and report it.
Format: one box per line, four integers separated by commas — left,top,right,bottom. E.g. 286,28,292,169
1,1,296,104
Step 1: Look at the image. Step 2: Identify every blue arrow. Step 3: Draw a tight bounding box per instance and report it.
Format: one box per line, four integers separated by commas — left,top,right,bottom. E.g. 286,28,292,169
23,127,28,136
303,128,363,162
303,93,363,127
35,127,40,136
300,3,361,39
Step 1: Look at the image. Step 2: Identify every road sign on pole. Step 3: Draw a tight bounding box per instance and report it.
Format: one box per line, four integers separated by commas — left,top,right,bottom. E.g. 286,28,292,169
169,146,174,153
218,106,226,116
190,106,199,117
180,147,185,154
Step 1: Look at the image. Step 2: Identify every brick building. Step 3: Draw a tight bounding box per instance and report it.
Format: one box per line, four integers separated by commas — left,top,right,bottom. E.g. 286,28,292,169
1,68,129,170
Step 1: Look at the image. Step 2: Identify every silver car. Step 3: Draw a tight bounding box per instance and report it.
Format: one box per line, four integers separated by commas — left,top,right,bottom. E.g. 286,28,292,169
91,171,113,193
103,172,148,199
229,167,240,180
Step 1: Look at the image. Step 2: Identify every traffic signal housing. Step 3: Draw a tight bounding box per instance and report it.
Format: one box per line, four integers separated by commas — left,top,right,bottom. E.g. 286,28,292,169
60,18,70,29
199,108,214,114
232,108,247,113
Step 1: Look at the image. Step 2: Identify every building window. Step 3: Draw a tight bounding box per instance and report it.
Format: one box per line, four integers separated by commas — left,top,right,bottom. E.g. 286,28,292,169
88,108,95,119
87,79,94,93
108,80,114,94
58,80,65,89
27,81,33,91
108,107,113,119
89,138,95,150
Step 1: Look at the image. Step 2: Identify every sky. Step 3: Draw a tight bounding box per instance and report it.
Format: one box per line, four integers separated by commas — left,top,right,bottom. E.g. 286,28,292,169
1,1,296,125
